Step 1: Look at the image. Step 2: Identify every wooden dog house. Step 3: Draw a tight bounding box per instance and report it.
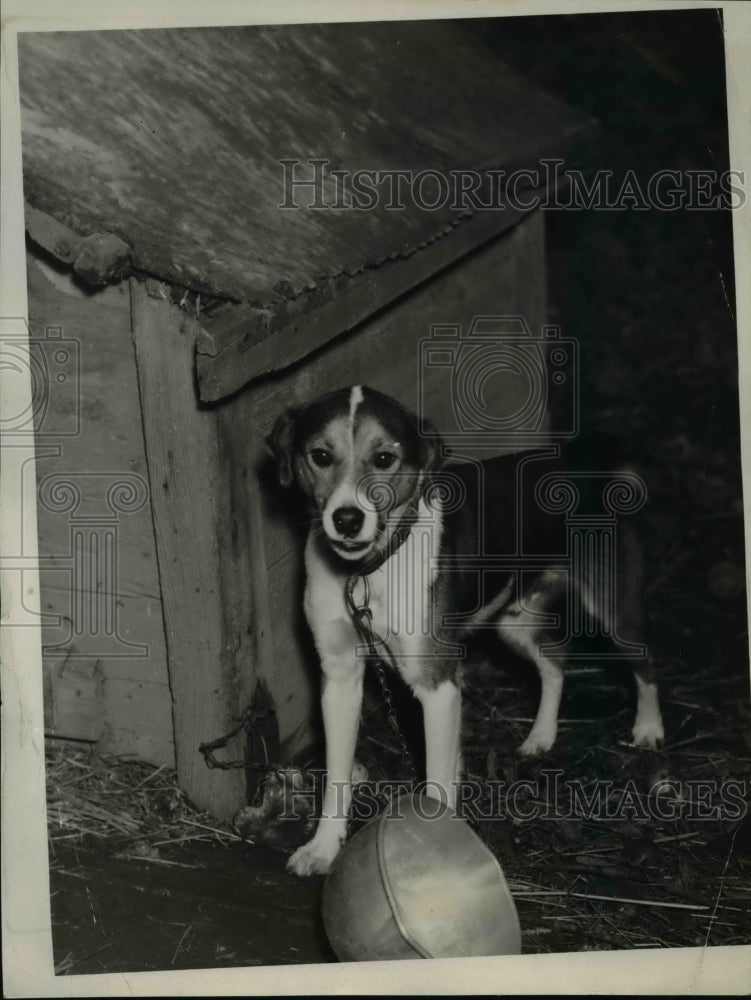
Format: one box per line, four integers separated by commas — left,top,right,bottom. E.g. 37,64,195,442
19,21,593,819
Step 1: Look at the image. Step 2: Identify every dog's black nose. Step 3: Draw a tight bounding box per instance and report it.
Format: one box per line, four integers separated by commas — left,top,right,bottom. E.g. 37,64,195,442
333,506,364,537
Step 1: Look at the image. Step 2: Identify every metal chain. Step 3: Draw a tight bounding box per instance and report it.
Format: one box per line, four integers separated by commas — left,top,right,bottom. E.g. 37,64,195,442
199,703,295,772
373,656,417,776
202,565,418,780
345,572,417,778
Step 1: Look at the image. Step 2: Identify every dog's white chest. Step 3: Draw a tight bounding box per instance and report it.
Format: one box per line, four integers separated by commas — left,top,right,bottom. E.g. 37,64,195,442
304,500,443,687
352,508,442,682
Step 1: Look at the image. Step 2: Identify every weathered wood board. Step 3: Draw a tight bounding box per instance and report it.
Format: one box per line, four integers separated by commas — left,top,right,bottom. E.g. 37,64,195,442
130,279,260,817
18,24,590,306
28,252,174,766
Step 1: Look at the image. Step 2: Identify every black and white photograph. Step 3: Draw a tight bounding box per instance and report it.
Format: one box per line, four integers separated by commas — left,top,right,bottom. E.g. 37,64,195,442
2,0,750,994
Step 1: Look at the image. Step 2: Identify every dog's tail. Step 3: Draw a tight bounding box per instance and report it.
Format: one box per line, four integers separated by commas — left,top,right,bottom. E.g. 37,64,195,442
462,576,516,629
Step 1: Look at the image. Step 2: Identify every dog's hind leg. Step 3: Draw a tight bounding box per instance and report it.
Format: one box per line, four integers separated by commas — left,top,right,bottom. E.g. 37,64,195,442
593,520,664,748
615,548,663,747
495,635,564,756
497,575,566,756
631,659,663,747
517,653,564,756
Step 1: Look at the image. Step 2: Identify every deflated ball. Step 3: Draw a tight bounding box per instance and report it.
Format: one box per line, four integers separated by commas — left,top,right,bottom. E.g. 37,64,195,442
322,793,521,961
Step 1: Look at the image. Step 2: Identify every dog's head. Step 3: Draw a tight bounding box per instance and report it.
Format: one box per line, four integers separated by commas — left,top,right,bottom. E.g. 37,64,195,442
267,386,443,563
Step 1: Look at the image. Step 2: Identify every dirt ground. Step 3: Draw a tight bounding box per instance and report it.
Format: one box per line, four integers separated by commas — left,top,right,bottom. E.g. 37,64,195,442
47,8,749,973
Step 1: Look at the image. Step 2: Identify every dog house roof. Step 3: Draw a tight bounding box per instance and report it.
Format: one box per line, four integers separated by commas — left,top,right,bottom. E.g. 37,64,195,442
18,21,594,401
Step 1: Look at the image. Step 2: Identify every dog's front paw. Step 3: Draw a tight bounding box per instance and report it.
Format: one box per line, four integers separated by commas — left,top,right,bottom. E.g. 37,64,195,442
518,726,556,757
632,717,664,749
286,834,343,876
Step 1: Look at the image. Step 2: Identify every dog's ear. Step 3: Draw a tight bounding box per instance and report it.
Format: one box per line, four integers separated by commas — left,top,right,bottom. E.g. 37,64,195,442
266,409,299,488
418,419,446,472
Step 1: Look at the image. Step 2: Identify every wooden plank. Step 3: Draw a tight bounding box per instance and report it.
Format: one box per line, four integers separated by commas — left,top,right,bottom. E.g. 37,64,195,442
130,278,249,819
44,661,104,743
19,23,593,305
25,202,82,264
25,203,131,284
28,253,173,763
39,581,175,764
39,582,166,668
214,392,274,710
195,201,534,402
213,392,279,801
99,677,175,763
43,661,174,764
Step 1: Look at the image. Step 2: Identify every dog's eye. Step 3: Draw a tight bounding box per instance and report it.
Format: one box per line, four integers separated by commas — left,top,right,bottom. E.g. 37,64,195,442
373,452,398,470
310,448,333,468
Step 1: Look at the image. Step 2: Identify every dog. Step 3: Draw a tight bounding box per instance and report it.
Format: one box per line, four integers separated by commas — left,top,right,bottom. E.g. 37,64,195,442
268,385,664,876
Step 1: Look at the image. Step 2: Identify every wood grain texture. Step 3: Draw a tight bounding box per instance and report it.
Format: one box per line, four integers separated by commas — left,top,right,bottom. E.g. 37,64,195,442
195,200,536,401
19,23,592,304
130,278,251,817
28,255,174,766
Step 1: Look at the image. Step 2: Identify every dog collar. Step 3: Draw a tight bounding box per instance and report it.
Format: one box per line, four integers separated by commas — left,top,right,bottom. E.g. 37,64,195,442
342,489,424,644
351,501,420,579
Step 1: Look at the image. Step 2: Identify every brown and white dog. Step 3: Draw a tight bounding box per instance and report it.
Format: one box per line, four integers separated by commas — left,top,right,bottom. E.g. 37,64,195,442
268,385,664,876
